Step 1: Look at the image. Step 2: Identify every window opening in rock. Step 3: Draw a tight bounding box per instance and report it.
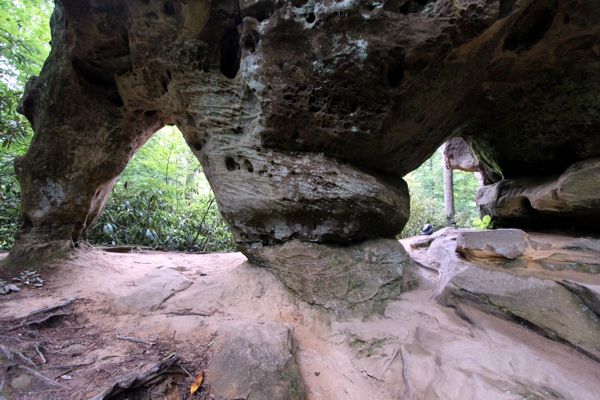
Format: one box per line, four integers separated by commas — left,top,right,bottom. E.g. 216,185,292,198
88,126,235,252
399,145,481,238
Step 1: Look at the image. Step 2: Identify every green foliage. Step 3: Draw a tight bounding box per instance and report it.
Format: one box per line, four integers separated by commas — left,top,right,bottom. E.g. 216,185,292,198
400,191,446,238
0,0,52,148
0,0,52,249
473,215,495,230
399,146,481,238
87,127,236,252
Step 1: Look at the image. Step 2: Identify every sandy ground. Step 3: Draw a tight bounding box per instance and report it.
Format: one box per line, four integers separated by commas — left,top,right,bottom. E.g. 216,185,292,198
1,242,600,399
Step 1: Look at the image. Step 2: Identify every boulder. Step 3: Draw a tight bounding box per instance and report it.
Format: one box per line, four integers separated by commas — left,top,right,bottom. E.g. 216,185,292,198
242,238,419,317
456,229,528,260
207,320,305,400
115,269,193,312
477,159,600,230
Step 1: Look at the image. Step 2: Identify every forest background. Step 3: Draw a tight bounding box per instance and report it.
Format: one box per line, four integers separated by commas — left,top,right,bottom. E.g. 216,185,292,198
0,0,480,252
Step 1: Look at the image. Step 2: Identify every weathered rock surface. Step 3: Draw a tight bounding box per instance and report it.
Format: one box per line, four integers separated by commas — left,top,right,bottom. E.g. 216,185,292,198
242,238,420,317
560,280,600,316
207,320,305,400
407,228,600,361
456,229,528,260
10,0,600,265
443,137,496,185
441,265,600,361
477,158,600,230
444,137,480,173
115,269,192,312
4,249,600,399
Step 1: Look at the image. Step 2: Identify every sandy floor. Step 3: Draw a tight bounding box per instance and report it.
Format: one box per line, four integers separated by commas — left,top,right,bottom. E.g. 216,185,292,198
1,243,600,399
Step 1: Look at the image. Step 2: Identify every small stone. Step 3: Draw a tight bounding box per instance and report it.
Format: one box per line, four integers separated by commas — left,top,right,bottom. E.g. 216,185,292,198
64,344,86,357
11,374,33,390
456,229,528,260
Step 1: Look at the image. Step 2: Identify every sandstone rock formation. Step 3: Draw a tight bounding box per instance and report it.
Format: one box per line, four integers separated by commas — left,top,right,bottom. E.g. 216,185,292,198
9,1,600,293
443,136,496,184
456,228,528,259
244,238,420,316
409,228,600,362
206,320,305,399
477,158,600,230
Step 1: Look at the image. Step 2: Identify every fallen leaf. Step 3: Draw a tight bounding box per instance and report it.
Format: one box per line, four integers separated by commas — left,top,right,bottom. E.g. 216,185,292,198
190,370,204,394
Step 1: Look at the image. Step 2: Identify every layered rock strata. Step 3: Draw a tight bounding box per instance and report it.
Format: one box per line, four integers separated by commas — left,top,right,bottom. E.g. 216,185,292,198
477,158,600,230
409,228,600,362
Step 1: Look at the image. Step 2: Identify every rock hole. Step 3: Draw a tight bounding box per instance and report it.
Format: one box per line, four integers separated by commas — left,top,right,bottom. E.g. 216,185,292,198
166,69,172,81
244,35,257,53
163,1,175,16
220,24,241,79
141,0,150,3
310,106,321,113
161,79,168,93
244,159,254,173
144,110,157,117
194,142,202,151
226,157,240,171
387,64,405,88
306,12,316,23
349,101,358,113
520,197,538,214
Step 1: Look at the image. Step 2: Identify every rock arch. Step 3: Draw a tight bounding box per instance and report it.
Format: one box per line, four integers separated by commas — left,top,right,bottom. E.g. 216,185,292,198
10,0,600,307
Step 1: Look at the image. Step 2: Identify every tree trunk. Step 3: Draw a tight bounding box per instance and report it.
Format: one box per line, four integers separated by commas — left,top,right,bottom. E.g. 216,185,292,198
443,143,455,226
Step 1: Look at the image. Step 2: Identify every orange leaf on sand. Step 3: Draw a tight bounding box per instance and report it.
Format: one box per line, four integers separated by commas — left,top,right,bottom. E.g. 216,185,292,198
190,370,205,394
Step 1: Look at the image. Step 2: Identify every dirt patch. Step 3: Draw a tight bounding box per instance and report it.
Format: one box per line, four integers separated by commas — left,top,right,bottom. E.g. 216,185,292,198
2,244,600,399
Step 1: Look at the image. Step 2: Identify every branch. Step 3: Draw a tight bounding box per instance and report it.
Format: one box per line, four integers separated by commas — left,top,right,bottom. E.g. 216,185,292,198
401,347,413,400
17,365,71,390
25,298,78,318
116,335,155,346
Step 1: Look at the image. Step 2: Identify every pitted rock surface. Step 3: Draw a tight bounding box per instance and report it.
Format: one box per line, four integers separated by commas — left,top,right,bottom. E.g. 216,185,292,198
9,0,600,262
